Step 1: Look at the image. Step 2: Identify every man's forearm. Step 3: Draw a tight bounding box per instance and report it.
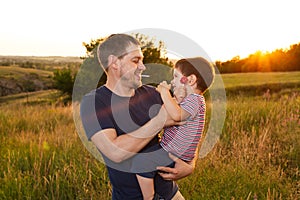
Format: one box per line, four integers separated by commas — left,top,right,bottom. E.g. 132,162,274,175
113,116,165,161
92,109,166,163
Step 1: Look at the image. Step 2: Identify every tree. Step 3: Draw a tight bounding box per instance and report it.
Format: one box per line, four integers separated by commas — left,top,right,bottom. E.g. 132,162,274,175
215,42,300,73
83,33,173,66
286,43,300,71
82,33,174,86
54,33,174,101
53,68,75,97
217,56,243,73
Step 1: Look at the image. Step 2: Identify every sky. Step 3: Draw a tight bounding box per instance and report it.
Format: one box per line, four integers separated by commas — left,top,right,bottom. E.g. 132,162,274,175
1,0,299,62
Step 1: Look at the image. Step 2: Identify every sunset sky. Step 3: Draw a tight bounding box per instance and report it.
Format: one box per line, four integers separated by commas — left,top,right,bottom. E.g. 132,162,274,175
1,0,299,61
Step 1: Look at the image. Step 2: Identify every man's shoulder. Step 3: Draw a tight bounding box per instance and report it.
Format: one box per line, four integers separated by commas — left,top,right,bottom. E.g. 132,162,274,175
80,86,110,109
137,84,158,94
136,85,162,102
82,86,109,99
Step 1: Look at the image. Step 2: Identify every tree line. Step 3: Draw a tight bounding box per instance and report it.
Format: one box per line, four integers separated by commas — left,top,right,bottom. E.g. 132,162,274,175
215,43,300,73
0,56,81,71
53,35,300,99
53,34,173,99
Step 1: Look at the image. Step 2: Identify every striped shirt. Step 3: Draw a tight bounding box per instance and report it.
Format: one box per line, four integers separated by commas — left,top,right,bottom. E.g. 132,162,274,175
160,93,206,162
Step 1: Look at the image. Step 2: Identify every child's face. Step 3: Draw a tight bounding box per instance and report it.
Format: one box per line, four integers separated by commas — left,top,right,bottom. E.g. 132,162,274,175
171,68,185,90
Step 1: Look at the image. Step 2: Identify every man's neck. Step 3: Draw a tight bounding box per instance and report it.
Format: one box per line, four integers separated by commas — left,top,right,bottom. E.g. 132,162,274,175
105,80,135,97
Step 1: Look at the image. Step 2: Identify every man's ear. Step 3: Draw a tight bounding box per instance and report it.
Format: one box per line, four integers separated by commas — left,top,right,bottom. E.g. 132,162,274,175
107,55,118,69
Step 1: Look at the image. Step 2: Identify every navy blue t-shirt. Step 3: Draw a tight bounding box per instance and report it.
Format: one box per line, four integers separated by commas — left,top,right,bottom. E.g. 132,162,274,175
80,85,178,200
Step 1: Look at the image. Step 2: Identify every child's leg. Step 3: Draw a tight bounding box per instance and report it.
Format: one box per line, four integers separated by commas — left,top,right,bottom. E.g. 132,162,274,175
136,174,155,200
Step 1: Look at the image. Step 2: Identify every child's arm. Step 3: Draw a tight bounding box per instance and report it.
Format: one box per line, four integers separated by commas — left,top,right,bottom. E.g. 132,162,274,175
157,81,190,122
173,86,186,104
136,175,155,200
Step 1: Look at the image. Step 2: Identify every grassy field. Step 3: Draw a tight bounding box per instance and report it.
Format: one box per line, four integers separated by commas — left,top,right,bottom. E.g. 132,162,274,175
0,66,55,96
221,71,300,88
0,66,53,79
0,72,299,199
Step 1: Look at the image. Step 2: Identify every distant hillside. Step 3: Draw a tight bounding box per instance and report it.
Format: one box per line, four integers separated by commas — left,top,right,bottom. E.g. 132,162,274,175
0,66,54,96
0,55,82,71
0,55,82,64
0,56,83,97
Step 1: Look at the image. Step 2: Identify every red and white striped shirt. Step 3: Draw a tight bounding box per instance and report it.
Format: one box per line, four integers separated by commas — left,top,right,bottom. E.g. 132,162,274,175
160,93,206,162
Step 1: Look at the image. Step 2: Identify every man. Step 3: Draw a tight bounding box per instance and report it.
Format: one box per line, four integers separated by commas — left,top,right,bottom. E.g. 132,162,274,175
80,33,196,200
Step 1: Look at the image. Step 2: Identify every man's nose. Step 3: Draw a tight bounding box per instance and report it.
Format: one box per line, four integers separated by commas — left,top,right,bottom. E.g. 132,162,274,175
138,62,146,70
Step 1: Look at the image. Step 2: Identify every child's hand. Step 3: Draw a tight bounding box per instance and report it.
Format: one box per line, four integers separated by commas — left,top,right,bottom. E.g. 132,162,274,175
157,81,171,93
160,81,171,90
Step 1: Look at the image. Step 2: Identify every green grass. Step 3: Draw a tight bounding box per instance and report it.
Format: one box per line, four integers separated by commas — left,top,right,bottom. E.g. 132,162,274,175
0,72,299,199
221,71,300,88
0,66,53,79
0,90,60,104
219,71,300,98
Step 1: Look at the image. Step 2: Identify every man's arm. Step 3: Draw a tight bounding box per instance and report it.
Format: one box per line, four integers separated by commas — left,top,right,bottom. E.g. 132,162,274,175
90,106,167,163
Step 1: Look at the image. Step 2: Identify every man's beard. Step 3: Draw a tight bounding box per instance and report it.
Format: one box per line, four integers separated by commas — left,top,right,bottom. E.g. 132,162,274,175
120,74,142,89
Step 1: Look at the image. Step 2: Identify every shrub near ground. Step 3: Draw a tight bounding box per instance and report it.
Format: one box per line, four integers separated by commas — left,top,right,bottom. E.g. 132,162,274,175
0,72,299,199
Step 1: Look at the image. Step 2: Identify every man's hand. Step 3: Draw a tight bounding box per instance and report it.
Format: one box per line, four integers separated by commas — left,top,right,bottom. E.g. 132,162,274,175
164,118,186,127
156,153,194,181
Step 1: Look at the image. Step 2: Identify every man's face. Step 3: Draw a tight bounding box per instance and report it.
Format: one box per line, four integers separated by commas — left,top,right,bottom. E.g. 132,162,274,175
118,44,145,89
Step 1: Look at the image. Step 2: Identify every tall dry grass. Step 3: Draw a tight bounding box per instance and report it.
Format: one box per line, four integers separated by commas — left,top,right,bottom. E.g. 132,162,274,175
178,89,299,199
0,86,299,199
0,103,111,199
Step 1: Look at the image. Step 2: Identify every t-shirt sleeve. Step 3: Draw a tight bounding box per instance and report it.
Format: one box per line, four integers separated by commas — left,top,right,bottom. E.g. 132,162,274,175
80,92,114,140
180,94,202,119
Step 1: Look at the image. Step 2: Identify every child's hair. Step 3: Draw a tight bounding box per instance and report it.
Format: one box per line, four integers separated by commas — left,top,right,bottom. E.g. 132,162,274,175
175,57,215,93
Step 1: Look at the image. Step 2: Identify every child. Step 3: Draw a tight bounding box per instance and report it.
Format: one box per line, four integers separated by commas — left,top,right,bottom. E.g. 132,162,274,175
131,57,215,200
